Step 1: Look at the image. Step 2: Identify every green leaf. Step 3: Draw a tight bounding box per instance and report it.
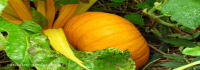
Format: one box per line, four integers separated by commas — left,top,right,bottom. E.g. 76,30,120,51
168,34,181,37
0,21,31,69
160,61,187,68
108,3,122,7
28,34,58,70
182,47,200,56
193,31,200,39
74,48,135,70
110,0,125,3
55,0,79,6
192,57,200,62
31,8,48,28
60,48,135,70
20,21,42,34
163,54,185,61
161,0,200,29
0,33,7,50
136,0,156,9
124,13,144,26
162,39,196,47
31,0,46,2
0,0,8,14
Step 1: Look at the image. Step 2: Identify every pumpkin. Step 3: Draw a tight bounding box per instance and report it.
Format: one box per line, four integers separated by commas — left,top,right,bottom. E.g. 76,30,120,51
64,12,149,69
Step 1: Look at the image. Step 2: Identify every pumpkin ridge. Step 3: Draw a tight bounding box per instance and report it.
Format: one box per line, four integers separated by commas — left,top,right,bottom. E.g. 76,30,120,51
77,30,142,49
66,14,108,44
129,40,148,60
73,23,137,45
113,35,143,50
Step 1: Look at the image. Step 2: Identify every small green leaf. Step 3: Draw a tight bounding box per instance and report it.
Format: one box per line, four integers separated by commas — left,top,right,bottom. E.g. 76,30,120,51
55,0,79,6
193,31,200,39
163,39,196,47
124,13,144,26
110,0,125,3
160,61,187,68
20,21,42,34
31,8,48,28
168,34,181,37
179,34,193,40
108,3,122,7
182,47,200,56
161,0,200,29
164,54,185,61
136,0,156,9
192,57,200,62
0,0,8,14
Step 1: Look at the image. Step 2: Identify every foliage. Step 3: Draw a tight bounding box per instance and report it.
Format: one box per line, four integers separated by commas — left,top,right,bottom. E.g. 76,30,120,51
124,13,144,26
161,0,200,29
0,21,135,70
55,0,79,6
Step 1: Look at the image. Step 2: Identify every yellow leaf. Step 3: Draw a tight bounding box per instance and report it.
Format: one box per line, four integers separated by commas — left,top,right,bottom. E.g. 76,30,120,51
43,28,88,69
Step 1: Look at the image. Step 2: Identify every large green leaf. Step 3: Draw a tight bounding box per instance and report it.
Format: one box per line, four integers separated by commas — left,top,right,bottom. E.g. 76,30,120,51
0,21,31,69
161,0,200,29
64,48,136,70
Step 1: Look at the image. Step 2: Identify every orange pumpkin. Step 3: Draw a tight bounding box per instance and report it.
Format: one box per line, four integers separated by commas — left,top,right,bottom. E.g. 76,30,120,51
64,12,149,69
